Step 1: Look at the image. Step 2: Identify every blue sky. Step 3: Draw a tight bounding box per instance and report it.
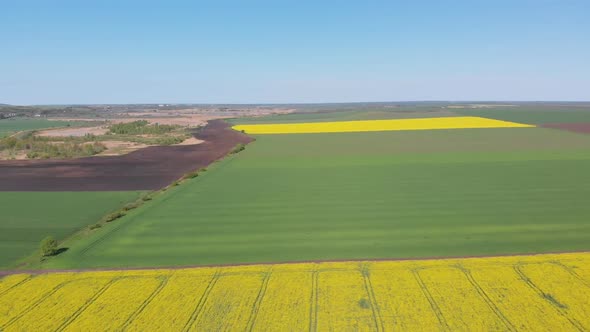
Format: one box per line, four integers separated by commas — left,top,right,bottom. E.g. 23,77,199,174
1,0,588,104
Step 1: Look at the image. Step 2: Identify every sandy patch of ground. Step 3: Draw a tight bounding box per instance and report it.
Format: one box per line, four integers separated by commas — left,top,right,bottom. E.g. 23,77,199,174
98,141,152,156
37,126,109,137
175,137,204,145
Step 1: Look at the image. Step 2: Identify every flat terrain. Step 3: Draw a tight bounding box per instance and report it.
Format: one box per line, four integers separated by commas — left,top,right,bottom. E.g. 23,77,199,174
0,119,80,138
2,252,590,331
0,120,252,191
44,123,590,269
233,116,532,134
0,191,143,268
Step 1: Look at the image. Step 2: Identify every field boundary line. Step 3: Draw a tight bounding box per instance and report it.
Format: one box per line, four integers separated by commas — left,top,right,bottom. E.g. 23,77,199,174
4,250,590,276
121,276,170,331
55,277,120,332
412,268,449,331
245,269,273,331
309,270,319,332
0,275,32,298
361,264,384,332
182,270,221,332
513,263,584,331
456,265,516,331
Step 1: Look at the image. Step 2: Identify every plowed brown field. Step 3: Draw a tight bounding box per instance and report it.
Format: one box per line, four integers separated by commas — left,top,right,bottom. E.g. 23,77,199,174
0,120,252,191
542,122,590,134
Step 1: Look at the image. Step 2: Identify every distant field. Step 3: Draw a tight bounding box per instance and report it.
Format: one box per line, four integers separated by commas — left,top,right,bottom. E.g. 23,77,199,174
454,107,590,124
45,125,590,269
0,119,80,137
233,106,590,125
0,191,144,268
2,252,590,330
233,116,533,134
231,107,457,124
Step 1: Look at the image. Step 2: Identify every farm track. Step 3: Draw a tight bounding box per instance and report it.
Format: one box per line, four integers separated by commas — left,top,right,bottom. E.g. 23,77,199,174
0,120,252,191
1,252,590,331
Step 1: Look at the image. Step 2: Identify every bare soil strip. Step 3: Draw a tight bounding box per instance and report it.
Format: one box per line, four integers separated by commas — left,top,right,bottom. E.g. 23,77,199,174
1,250,588,276
0,120,252,191
542,122,590,134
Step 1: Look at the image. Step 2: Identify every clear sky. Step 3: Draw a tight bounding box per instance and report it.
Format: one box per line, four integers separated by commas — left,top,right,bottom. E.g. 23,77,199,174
1,0,589,104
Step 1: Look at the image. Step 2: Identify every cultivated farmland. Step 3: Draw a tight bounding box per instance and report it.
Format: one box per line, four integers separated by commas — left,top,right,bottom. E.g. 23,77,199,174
232,116,533,134
43,116,590,269
1,253,590,331
0,119,80,138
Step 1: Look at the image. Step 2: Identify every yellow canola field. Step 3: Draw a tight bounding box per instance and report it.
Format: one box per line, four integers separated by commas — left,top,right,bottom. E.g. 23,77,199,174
232,116,534,134
1,252,590,331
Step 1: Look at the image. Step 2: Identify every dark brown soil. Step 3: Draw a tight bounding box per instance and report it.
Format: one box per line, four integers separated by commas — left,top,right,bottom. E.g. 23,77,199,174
0,120,252,191
542,122,590,134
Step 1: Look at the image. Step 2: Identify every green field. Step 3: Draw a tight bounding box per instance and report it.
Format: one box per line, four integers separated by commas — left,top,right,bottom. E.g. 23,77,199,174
45,125,590,269
0,118,82,137
0,191,143,268
232,106,590,125
455,107,590,124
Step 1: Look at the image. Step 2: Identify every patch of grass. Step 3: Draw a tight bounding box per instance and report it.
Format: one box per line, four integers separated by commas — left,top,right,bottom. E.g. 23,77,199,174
45,126,590,269
0,191,144,268
0,118,86,138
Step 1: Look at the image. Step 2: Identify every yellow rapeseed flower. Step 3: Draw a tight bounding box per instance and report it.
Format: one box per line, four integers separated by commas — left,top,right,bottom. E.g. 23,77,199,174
232,116,534,134
1,252,590,331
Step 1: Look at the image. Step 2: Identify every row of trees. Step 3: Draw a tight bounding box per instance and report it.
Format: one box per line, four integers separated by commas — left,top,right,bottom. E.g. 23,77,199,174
108,120,180,135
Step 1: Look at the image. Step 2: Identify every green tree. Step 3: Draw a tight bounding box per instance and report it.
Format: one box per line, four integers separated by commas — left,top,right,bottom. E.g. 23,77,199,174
40,236,58,256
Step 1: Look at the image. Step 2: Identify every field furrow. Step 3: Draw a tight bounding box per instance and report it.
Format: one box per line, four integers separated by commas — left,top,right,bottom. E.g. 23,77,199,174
0,274,30,296
467,265,575,330
4,278,111,331
126,272,215,331
417,266,507,331
316,267,377,331
369,267,441,330
518,262,590,330
62,277,162,331
252,268,313,331
0,274,72,327
191,272,266,331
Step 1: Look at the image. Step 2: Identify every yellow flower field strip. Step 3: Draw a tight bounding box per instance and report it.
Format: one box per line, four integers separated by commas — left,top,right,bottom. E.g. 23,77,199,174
2,252,590,331
316,269,378,331
232,116,534,134
62,277,163,331
251,271,312,331
4,278,112,332
0,273,72,327
369,268,440,330
518,262,590,330
468,265,574,330
416,266,509,330
192,272,267,331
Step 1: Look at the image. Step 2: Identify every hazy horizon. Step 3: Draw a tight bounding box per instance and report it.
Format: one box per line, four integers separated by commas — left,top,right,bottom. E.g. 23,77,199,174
1,0,589,104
